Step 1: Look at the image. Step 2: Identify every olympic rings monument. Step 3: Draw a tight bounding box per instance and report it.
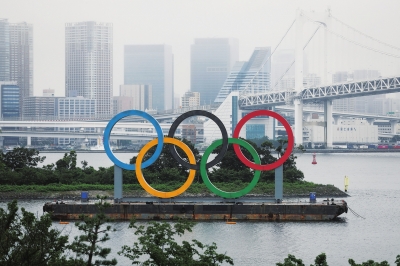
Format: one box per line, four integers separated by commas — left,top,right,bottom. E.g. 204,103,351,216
43,106,348,221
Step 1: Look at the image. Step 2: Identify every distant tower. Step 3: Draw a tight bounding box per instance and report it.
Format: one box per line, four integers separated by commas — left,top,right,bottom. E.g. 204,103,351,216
65,21,113,116
9,22,33,115
124,45,174,111
191,38,238,105
0,19,10,82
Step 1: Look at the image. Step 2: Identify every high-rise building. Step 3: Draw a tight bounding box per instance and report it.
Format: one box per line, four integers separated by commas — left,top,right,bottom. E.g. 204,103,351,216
181,91,200,108
214,47,271,103
0,19,10,81
114,84,152,114
65,21,113,116
9,22,33,114
0,20,33,115
124,45,173,111
191,38,239,105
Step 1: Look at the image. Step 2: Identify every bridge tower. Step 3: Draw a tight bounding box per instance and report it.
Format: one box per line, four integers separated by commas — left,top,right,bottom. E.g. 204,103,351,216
295,9,333,148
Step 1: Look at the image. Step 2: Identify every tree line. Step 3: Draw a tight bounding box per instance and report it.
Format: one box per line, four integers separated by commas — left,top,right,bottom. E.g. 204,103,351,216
0,138,305,186
1,199,399,266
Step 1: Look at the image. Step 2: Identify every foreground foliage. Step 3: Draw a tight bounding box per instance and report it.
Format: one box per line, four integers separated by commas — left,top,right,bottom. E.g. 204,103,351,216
1,201,400,265
119,220,233,266
276,253,400,266
0,200,69,266
68,195,117,266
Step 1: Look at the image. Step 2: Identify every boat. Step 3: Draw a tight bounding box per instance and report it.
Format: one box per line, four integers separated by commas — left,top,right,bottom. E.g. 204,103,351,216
43,199,348,222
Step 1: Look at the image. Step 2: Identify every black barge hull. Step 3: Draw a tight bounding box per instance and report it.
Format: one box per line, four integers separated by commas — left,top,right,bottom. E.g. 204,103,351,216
43,200,348,221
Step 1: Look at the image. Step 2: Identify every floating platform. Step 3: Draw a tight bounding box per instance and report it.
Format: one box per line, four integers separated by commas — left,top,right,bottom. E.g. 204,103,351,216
43,199,348,221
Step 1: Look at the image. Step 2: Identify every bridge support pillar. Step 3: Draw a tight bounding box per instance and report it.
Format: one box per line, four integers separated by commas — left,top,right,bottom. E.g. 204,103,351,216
390,120,398,135
366,118,375,125
27,136,32,147
324,100,333,149
294,98,303,146
114,165,123,202
275,165,283,203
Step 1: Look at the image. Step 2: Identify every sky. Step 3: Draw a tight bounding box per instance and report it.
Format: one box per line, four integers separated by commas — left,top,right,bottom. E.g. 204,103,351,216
1,0,400,98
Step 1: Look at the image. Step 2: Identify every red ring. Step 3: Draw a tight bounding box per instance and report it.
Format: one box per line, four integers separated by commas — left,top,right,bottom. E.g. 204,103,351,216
232,110,294,171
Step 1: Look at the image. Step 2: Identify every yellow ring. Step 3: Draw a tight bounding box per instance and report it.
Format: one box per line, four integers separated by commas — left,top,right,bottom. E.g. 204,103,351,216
136,137,196,198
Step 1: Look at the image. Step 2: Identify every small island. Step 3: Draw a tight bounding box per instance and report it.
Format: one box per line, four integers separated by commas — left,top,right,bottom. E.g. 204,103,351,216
0,139,347,200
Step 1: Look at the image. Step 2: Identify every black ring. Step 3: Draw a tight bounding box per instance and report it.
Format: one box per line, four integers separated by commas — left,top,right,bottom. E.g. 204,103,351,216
167,110,229,170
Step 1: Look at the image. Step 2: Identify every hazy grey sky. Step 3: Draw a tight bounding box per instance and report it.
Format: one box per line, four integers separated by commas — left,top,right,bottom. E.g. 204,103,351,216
1,0,400,97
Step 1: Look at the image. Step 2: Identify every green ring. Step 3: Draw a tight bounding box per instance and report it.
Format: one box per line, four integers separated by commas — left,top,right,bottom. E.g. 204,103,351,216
200,138,261,199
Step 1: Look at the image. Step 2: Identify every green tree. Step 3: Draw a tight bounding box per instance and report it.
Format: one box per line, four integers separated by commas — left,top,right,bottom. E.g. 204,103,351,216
0,200,69,266
55,150,77,171
276,254,305,266
311,253,328,266
129,138,202,184
348,258,390,266
119,220,233,266
68,195,117,266
0,147,45,171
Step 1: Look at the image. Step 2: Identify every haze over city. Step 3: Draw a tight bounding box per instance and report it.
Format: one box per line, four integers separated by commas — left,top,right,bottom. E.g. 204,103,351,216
2,0,400,98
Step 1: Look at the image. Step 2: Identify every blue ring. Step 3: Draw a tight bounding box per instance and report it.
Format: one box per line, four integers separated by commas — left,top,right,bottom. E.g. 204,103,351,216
103,110,164,170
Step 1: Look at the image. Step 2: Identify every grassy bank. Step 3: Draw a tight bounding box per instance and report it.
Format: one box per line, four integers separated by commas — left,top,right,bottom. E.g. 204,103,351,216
0,181,348,200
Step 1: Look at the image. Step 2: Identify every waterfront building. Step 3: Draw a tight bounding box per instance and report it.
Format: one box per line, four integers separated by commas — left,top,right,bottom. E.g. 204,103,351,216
181,91,200,108
56,96,96,120
65,21,113,116
191,38,238,105
0,81,19,118
214,47,271,103
124,45,173,111
23,96,57,119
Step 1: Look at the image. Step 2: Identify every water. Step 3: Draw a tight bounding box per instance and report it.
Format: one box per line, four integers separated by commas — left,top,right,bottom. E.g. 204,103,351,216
2,152,400,265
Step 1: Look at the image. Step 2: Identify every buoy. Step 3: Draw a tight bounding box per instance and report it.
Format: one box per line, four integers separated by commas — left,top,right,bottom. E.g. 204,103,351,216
312,153,317,164
226,221,236,224
59,221,69,224
344,176,349,192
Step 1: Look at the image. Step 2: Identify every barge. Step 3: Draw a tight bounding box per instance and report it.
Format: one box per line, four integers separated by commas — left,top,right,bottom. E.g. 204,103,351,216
43,199,348,221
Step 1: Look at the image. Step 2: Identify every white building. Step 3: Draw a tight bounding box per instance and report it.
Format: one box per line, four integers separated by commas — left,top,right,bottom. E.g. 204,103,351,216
303,118,378,144
65,21,113,116
181,91,200,108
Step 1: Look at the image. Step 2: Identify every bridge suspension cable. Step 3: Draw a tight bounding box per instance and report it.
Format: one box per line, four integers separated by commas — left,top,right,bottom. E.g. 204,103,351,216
324,27,400,58
271,24,322,91
331,15,400,51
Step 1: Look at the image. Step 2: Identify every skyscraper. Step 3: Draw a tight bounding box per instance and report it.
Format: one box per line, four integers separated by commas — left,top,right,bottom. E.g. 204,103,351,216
124,45,174,111
191,38,238,105
9,22,33,114
0,20,33,116
65,21,113,116
214,47,271,103
0,19,10,81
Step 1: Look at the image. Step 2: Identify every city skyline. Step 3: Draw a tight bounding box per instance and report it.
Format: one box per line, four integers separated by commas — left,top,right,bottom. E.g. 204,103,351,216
1,0,399,99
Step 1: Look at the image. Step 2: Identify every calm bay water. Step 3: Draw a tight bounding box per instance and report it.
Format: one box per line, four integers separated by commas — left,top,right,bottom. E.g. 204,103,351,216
2,152,400,265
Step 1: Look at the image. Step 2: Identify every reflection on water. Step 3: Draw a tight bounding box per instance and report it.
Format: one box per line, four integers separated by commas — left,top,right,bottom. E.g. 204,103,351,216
2,152,400,265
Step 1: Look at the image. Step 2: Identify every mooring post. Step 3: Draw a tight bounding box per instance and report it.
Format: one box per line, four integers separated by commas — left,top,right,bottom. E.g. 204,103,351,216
275,165,283,203
114,165,123,202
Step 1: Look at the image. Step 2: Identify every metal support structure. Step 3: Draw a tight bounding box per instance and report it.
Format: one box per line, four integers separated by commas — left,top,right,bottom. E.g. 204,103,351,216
275,165,283,203
324,100,333,148
294,9,306,146
114,165,123,202
294,98,303,145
